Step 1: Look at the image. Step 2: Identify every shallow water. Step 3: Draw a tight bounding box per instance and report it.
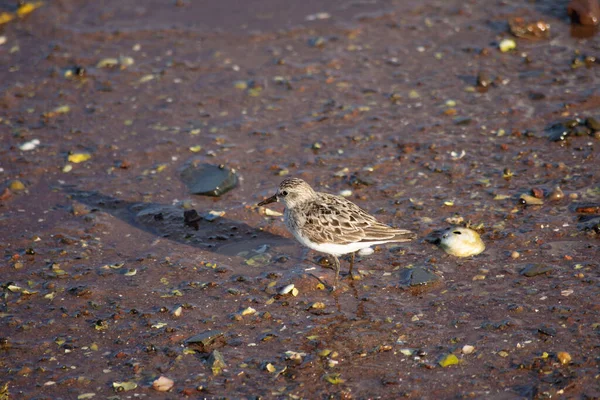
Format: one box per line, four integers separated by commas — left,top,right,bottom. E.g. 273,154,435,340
1,0,599,398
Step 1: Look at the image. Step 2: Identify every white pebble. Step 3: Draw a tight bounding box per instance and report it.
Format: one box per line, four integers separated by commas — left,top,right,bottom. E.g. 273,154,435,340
462,345,475,354
19,139,40,151
499,38,516,53
204,210,225,221
339,189,352,197
241,307,256,316
305,12,331,21
279,284,295,295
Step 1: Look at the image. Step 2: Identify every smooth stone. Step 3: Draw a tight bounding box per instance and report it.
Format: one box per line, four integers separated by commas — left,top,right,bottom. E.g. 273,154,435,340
9,180,25,191
577,215,600,232
586,117,600,131
538,324,557,336
548,186,564,201
520,264,553,277
244,253,272,267
520,193,544,205
180,163,238,196
400,266,440,286
546,123,570,142
208,350,227,375
185,330,225,353
183,209,202,230
568,0,600,26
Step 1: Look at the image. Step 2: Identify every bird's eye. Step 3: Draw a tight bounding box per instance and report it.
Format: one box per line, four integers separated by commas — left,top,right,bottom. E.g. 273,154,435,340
281,190,288,197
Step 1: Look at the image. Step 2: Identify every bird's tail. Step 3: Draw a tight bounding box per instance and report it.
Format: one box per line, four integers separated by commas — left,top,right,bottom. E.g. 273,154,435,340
390,229,417,242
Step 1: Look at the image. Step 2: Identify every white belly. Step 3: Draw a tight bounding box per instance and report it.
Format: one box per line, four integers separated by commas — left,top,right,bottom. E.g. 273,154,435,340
291,229,391,257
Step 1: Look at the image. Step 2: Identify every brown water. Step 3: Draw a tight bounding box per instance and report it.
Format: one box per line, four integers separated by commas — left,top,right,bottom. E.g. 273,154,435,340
1,0,599,398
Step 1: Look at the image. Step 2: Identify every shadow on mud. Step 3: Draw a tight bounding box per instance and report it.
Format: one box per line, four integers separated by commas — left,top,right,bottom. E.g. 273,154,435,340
66,188,295,257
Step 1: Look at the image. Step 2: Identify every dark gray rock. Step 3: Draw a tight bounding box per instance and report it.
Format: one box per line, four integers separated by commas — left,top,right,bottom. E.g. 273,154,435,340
185,330,225,353
546,123,570,142
400,266,440,286
520,264,553,277
208,349,227,375
181,163,238,196
537,324,556,336
586,117,600,132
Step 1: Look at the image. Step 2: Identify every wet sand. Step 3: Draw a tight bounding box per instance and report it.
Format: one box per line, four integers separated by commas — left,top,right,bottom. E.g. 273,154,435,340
1,0,599,398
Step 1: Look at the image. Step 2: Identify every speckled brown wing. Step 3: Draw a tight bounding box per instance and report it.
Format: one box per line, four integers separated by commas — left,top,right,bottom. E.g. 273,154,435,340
299,193,414,245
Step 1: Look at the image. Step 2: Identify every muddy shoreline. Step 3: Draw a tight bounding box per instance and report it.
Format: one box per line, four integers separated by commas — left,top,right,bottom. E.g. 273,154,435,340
1,0,599,398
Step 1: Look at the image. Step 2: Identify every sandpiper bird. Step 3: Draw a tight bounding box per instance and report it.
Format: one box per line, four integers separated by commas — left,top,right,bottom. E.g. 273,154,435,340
258,177,416,289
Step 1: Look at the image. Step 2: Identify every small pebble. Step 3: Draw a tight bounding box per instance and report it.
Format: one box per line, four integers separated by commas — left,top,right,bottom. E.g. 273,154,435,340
279,284,295,295
0,187,11,200
586,117,600,131
568,0,600,26
548,186,564,201
499,38,517,52
172,306,182,317
306,12,331,21
9,180,25,191
68,152,92,163
241,307,256,316
557,351,572,365
204,210,225,221
462,345,475,355
400,266,440,286
180,163,238,197
476,71,492,88
439,354,459,367
511,251,520,259
152,376,174,392
96,57,120,68
520,193,543,205
339,189,352,197
119,56,135,67
19,139,40,151
531,187,544,199
520,264,553,277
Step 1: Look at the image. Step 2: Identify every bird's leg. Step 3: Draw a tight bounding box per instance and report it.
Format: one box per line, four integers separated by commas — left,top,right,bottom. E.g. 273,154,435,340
348,252,355,277
332,256,341,291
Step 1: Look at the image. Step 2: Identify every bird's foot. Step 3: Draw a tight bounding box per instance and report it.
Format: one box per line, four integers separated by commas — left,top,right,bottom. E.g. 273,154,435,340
347,270,361,281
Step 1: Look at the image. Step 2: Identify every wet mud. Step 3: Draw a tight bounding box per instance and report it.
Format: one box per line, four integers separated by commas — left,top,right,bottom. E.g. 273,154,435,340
1,0,599,398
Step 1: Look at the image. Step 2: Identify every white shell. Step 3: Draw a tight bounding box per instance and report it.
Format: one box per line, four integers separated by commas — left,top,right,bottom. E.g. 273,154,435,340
19,139,40,151
279,284,295,295
439,227,485,257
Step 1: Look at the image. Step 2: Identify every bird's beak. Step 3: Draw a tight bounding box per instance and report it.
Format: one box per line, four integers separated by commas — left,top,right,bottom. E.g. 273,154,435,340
257,194,277,206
